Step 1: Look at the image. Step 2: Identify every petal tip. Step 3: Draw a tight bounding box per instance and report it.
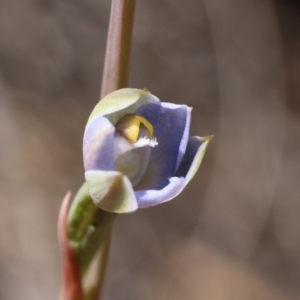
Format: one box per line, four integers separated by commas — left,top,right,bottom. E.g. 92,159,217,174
200,135,214,144
142,87,150,94
205,135,214,142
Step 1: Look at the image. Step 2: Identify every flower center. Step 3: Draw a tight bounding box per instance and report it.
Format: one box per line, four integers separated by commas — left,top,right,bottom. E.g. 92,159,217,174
115,113,154,142
113,114,158,186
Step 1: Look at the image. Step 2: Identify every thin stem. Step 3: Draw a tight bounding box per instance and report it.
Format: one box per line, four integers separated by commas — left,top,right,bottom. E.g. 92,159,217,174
101,0,136,98
94,230,112,296
95,0,136,299
83,232,112,300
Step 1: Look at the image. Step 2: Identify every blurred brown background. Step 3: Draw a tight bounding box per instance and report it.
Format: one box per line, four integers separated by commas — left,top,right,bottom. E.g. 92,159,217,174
0,0,300,299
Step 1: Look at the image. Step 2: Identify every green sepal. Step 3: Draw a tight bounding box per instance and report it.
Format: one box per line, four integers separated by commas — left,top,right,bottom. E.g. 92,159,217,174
67,182,118,273
87,88,159,126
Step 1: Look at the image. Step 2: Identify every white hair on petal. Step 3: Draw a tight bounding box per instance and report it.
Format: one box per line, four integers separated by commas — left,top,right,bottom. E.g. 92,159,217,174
134,136,158,148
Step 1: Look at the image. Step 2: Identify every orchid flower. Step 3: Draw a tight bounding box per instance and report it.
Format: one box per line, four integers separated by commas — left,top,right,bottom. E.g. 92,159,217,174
83,88,212,213
59,1,212,298
60,88,212,299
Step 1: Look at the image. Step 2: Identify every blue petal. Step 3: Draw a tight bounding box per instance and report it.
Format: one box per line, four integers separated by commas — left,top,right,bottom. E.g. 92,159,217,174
83,116,115,171
161,103,192,169
135,177,186,208
134,102,191,190
175,137,202,178
135,136,211,209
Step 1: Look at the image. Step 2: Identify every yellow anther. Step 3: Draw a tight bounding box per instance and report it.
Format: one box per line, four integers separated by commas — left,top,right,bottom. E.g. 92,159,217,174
115,114,154,143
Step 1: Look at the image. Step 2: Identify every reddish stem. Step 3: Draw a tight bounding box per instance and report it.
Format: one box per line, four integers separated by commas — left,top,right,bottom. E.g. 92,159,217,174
101,0,136,98
58,192,83,300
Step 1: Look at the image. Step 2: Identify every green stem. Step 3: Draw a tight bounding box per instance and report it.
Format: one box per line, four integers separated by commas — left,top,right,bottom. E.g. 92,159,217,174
83,232,112,300
68,183,117,274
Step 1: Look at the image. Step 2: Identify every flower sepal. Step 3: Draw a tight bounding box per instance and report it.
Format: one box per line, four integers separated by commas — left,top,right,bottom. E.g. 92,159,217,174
67,182,117,273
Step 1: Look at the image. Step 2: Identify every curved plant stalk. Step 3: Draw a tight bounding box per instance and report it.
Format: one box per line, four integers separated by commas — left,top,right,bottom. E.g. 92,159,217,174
58,192,83,300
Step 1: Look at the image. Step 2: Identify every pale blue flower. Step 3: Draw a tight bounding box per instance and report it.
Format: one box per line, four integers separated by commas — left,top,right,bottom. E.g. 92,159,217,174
83,88,212,213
